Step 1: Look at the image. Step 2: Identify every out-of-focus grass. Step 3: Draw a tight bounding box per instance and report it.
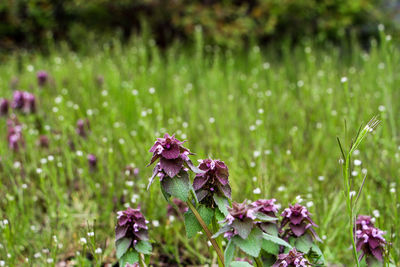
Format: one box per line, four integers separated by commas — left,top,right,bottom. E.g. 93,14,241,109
0,32,399,266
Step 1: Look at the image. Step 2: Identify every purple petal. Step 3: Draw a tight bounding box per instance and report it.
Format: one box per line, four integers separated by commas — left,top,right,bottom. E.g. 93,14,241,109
290,223,306,237
218,183,232,199
371,247,383,261
161,144,180,159
193,176,208,190
290,215,304,225
115,225,128,240
368,237,380,249
160,157,183,177
147,164,160,190
196,189,209,202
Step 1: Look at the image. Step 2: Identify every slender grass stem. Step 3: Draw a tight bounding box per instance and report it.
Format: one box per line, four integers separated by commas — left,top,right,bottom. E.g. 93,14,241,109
254,256,263,267
186,201,225,266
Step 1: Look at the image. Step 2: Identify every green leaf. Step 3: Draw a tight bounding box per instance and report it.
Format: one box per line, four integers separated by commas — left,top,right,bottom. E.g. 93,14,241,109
116,237,132,259
230,261,254,267
184,209,202,238
215,208,225,222
134,240,152,255
295,234,313,254
260,223,278,236
119,249,139,267
262,233,292,248
213,194,229,216
310,243,325,263
261,239,279,255
254,212,278,222
211,225,230,239
232,218,253,239
198,205,213,226
232,228,262,257
224,240,235,267
160,182,171,201
161,171,190,201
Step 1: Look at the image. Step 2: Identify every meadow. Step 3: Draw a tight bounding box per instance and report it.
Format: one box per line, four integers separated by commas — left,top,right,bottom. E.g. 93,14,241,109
0,33,399,266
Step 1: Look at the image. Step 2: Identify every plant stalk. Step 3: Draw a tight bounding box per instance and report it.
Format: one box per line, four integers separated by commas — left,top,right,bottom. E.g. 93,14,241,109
254,256,263,267
186,201,225,266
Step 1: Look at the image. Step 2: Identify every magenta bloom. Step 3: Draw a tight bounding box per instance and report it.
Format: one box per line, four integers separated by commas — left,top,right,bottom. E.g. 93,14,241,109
37,71,48,86
355,215,386,262
76,119,90,137
148,133,199,188
193,159,231,204
251,199,278,217
116,207,149,246
7,118,24,151
281,203,320,241
272,248,310,267
219,201,256,239
11,91,36,114
0,98,9,117
87,154,97,170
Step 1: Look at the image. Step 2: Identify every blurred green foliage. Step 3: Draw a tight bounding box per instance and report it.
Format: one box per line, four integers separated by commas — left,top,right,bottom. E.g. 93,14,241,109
0,0,390,49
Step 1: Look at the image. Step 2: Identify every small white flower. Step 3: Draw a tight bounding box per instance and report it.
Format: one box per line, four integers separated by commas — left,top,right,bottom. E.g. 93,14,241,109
126,181,134,187
249,125,256,131
36,168,42,174
277,186,286,192
351,171,358,177
306,201,314,208
378,105,386,112
390,188,396,193
76,150,83,157
101,90,108,96
207,241,212,247
80,237,87,244
34,252,41,258
48,155,54,161
46,258,53,263
286,150,291,155
132,90,138,96
354,159,362,166
252,177,257,182
373,210,380,218
318,176,325,181
264,150,271,155
13,161,21,169
87,232,94,237
250,162,256,168
22,184,28,189
209,117,215,124
149,87,155,94
253,188,261,194
349,191,356,198
95,248,102,254
40,158,48,164
0,261,4,266
253,151,261,158
258,108,264,114
152,220,160,227
340,77,348,83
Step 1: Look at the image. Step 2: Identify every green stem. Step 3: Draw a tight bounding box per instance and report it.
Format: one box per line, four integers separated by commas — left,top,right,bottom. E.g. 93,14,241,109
139,253,147,267
186,201,225,266
254,256,263,267
212,217,224,267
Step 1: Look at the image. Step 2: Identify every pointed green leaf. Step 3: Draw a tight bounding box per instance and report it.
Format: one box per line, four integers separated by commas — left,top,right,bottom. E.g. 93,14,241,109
260,223,278,236
261,239,279,255
230,261,254,267
184,209,202,238
254,212,278,222
262,233,292,248
311,243,325,263
119,249,139,267
215,208,225,222
134,240,152,255
198,205,214,226
116,237,132,259
295,234,313,254
161,171,190,201
213,194,229,216
232,228,262,257
224,240,235,267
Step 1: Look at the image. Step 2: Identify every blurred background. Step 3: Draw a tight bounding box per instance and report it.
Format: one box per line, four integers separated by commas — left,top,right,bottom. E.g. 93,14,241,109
1,0,400,51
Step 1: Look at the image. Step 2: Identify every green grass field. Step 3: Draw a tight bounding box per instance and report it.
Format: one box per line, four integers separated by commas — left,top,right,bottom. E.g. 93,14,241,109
0,34,399,266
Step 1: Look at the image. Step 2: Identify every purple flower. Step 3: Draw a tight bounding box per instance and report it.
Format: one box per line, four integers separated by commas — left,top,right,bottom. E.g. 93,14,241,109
37,71,48,86
355,215,386,262
0,99,9,117
115,207,149,246
148,133,198,188
37,135,49,148
167,199,189,217
76,119,90,137
11,91,36,114
124,165,140,177
281,204,320,241
7,118,24,151
193,159,231,204
272,248,310,267
219,201,257,239
88,154,97,170
251,199,278,217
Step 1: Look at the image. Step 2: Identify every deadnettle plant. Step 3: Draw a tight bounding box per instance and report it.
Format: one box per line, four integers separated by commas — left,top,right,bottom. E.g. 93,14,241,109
87,154,97,170
37,70,48,86
0,98,9,117
193,159,231,206
11,91,36,114
272,248,310,267
76,119,90,138
7,118,24,151
355,215,386,263
280,204,320,241
252,199,279,235
115,207,152,266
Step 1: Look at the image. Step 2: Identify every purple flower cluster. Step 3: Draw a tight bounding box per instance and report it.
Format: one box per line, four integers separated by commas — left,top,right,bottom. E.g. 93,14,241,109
0,98,9,117
148,134,198,188
193,159,231,204
355,215,386,261
272,248,310,267
280,203,320,241
252,198,279,217
116,207,149,247
88,154,97,170
7,118,24,151
221,201,256,239
76,119,90,137
11,91,36,114
37,70,48,86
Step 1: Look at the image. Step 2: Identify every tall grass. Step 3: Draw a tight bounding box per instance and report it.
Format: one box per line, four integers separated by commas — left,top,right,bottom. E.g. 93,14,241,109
0,33,399,265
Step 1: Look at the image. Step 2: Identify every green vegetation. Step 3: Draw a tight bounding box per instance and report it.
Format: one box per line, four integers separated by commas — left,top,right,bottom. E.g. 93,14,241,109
0,33,399,265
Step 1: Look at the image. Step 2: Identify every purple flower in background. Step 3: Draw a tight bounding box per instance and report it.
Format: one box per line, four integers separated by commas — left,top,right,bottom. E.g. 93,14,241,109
37,135,49,148
193,159,231,204
11,91,36,114
355,215,386,262
147,133,198,188
115,207,149,246
0,99,9,117
272,248,310,267
167,199,188,217
281,203,320,241
88,154,97,170
124,165,140,177
37,71,48,86
7,118,24,151
76,119,90,137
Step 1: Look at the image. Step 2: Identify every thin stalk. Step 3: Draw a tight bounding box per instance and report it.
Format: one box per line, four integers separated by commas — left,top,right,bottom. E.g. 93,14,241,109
139,253,147,267
212,217,224,267
186,201,225,266
254,256,263,267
